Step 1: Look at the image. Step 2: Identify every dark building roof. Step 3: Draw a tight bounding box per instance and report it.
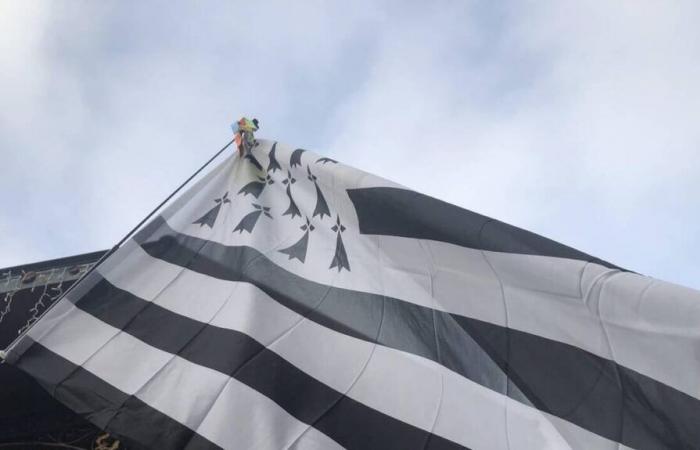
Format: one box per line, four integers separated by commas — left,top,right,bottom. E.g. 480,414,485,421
1,250,108,277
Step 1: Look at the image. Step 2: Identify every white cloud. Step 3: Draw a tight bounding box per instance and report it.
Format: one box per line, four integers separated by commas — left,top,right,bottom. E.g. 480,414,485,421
328,1,700,286
0,1,698,288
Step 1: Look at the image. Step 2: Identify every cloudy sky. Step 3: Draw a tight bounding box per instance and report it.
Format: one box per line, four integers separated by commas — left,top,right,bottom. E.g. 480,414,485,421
1,1,698,289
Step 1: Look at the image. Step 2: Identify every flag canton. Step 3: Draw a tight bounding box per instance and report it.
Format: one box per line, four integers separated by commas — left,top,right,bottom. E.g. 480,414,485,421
191,142,350,272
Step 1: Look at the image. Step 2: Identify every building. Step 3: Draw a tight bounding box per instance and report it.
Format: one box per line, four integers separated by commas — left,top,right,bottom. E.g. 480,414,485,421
0,251,126,449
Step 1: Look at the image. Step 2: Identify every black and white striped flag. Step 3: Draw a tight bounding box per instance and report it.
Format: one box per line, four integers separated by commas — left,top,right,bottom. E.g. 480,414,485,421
5,140,700,449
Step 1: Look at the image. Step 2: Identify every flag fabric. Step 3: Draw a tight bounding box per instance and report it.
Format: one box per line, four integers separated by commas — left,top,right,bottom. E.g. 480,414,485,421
5,139,700,450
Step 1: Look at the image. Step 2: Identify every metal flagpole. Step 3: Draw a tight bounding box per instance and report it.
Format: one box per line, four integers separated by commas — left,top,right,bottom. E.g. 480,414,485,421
1,138,235,361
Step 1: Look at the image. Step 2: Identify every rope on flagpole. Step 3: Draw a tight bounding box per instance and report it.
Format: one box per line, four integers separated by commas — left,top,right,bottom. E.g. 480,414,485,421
1,138,235,361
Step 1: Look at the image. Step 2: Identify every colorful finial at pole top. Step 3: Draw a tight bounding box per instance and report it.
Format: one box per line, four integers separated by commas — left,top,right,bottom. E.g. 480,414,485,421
231,117,259,157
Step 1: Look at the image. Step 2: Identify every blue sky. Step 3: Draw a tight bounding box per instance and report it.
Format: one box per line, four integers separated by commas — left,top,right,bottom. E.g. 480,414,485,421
1,1,698,289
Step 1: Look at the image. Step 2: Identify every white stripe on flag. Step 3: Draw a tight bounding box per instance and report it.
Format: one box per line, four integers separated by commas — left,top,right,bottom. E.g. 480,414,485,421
28,303,336,450
98,244,628,450
158,207,700,403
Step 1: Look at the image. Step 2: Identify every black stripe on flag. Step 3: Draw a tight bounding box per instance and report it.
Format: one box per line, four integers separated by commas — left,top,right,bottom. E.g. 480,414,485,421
15,339,219,450
133,216,700,450
347,187,622,270
71,276,466,450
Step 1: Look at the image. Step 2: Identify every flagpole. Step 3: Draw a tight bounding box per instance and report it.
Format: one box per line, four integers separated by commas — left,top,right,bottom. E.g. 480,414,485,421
1,138,235,360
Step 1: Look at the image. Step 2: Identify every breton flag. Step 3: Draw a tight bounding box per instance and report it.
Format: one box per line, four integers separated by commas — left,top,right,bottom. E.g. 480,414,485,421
5,139,700,450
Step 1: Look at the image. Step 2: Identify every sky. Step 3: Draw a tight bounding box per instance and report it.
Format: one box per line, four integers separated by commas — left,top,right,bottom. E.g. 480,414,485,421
1,1,698,289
